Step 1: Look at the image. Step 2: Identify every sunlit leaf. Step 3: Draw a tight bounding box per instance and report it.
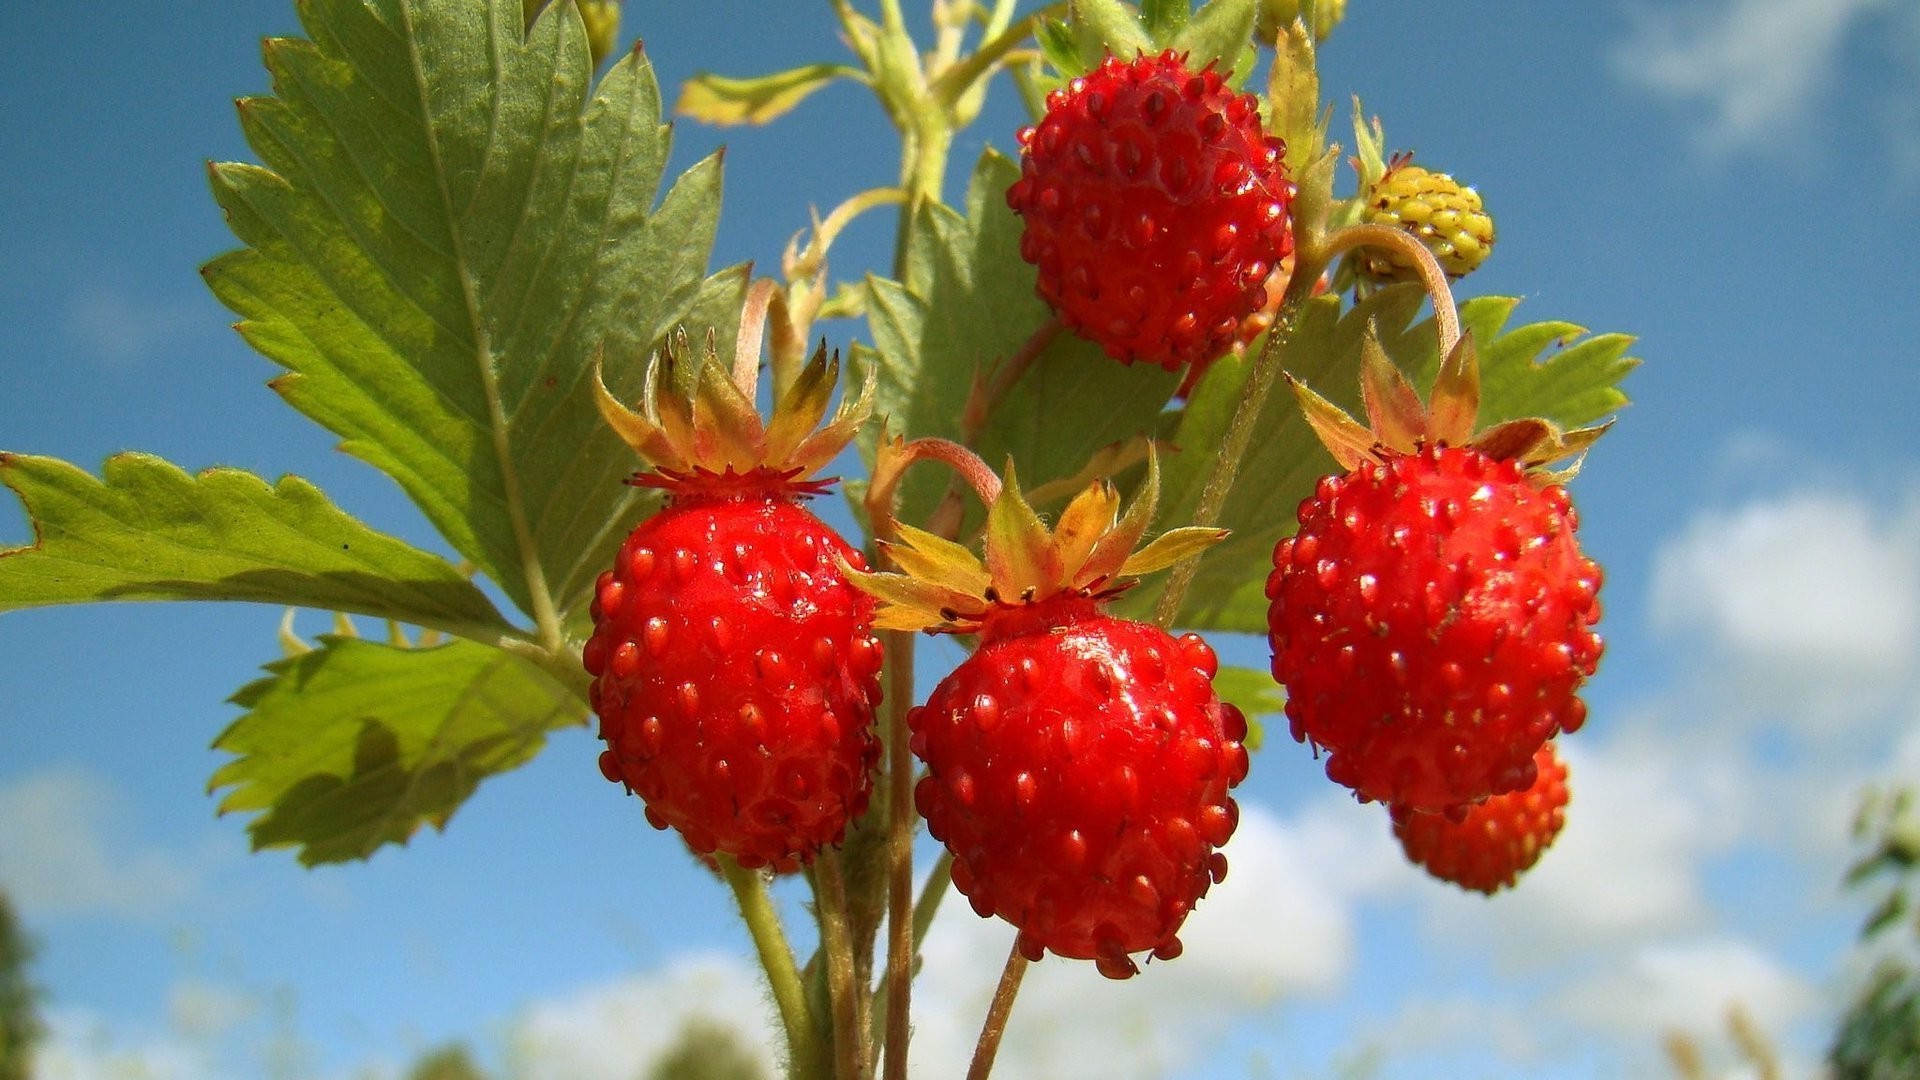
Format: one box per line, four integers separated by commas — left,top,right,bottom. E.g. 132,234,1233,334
203,0,723,626
0,453,508,641
212,636,582,865
676,64,863,126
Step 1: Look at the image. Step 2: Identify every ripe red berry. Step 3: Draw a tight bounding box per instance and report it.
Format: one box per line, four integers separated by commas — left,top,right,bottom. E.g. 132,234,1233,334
912,599,1249,979
1392,742,1570,894
586,327,883,870
585,470,883,869
1006,50,1296,372
1266,444,1603,813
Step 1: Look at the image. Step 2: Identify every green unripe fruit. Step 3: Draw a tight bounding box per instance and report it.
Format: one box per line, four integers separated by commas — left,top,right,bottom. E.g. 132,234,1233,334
1361,162,1495,280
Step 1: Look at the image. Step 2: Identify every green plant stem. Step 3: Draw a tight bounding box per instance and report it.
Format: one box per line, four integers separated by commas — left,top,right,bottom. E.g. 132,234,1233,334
929,3,1062,109
966,943,1030,1080
719,856,822,1080
868,847,953,1067
814,851,867,1080
1148,297,1302,630
912,849,954,949
879,628,919,1080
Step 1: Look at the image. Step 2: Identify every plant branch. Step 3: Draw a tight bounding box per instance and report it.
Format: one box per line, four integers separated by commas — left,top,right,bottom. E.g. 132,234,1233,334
966,943,1030,1080
879,628,919,1080
719,856,822,1080
930,3,1064,109
1149,287,1312,630
814,851,867,1080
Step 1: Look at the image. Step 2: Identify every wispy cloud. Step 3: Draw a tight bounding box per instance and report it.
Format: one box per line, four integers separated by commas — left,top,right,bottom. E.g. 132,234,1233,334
907,799,1395,1079
62,284,200,367
1612,0,1898,152
507,954,778,1080
0,767,204,920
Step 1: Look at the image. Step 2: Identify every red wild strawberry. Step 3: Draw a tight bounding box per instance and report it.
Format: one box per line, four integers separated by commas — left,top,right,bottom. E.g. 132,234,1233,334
846,453,1246,978
1006,50,1296,373
1393,743,1570,894
1266,333,1606,813
584,326,882,870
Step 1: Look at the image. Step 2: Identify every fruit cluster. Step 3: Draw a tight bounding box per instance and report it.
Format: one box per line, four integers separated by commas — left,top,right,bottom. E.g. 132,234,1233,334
585,32,1605,992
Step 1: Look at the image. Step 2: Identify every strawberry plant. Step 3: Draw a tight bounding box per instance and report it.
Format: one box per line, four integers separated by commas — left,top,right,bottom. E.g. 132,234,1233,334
0,0,1637,1076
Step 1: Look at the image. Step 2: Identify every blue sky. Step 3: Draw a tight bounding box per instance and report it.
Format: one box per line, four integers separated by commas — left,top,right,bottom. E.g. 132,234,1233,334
3,1,1919,1077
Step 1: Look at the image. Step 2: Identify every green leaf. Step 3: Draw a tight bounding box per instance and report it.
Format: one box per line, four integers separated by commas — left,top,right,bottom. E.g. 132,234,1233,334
212,636,583,865
860,150,1180,532
1122,287,1635,631
1211,664,1281,751
0,453,509,640
203,0,723,628
1386,296,1640,431
676,64,863,126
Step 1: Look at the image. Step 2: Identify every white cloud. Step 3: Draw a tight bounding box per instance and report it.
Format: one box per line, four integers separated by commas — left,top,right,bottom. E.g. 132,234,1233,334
63,285,199,367
1649,489,1920,723
0,767,201,919
506,954,778,1080
1555,937,1815,1045
1411,732,1748,970
32,1006,213,1080
1612,0,1896,151
906,799,1392,1079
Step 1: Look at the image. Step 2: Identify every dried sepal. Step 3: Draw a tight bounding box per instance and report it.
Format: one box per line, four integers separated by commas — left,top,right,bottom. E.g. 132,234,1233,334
1360,324,1425,453
844,446,1221,636
762,341,839,464
790,354,875,476
885,522,993,596
591,350,679,463
1080,449,1164,585
837,559,973,632
1118,526,1229,577
1050,479,1124,586
1428,332,1481,446
1288,374,1377,471
984,462,1057,601
1469,418,1557,465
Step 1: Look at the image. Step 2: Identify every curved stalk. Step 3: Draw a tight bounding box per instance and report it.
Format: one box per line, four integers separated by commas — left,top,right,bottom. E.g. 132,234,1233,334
966,943,1031,1080
1320,223,1462,356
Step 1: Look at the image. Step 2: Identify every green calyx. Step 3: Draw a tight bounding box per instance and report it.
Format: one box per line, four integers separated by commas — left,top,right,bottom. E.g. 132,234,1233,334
1036,0,1260,85
845,451,1226,633
591,327,873,484
1290,328,1611,484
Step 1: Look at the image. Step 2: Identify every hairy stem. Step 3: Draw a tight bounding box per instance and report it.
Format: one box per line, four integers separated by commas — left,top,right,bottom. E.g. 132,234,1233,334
719,857,821,1080
879,628,918,1080
1149,296,1303,630
966,944,1030,1080
814,852,867,1080
1320,222,1461,357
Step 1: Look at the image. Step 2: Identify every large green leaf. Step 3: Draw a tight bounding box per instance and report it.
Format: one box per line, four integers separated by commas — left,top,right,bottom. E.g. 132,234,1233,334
860,150,1180,531
0,453,509,641
212,636,583,865
203,0,723,628
1122,287,1637,632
